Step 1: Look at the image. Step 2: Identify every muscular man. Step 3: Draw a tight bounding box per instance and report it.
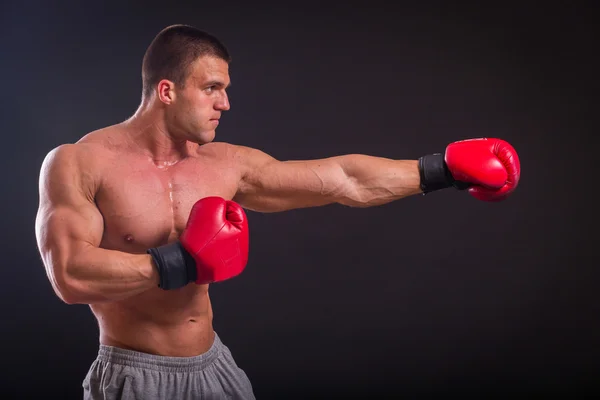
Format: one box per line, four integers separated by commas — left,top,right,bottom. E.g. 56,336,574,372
35,25,520,399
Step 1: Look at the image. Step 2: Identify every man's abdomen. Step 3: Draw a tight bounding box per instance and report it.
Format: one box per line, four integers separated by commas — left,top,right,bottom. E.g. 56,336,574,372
91,284,215,357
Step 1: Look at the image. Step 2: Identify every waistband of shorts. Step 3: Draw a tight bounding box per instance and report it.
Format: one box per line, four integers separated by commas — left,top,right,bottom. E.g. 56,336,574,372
96,331,223,373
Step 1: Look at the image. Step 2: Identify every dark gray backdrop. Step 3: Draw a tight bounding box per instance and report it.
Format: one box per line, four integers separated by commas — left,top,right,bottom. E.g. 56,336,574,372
1,1,596,398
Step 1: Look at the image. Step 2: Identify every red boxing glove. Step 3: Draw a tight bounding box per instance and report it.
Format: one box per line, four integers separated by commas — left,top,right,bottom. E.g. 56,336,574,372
418,138,521,202
147,197,249,290
180,197,249,284
445,138,521,201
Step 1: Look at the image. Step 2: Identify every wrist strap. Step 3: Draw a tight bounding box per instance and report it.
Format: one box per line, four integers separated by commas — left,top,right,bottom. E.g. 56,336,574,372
418,154,470,194
147,242,197,290
418,154,454,194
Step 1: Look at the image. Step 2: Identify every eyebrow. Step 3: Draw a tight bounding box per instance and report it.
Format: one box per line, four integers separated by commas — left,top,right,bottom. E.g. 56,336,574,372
204,80,232,89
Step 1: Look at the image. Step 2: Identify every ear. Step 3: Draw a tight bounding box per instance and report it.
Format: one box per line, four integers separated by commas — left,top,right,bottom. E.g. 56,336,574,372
157,79,176,104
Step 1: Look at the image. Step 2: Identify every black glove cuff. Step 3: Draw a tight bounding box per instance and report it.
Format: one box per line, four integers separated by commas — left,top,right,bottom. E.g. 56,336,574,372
147,242,197,290
418,153,455,194
418,153,470,194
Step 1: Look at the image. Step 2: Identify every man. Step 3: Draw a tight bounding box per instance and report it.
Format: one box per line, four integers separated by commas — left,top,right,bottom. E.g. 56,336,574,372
35,24,520,399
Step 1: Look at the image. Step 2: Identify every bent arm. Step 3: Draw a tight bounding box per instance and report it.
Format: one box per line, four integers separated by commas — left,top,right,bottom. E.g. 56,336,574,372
233,146,422,212
35,145,159,305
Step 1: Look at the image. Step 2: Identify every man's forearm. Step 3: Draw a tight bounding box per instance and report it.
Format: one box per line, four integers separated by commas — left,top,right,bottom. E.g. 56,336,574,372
338,155,422,207
55,246,160,304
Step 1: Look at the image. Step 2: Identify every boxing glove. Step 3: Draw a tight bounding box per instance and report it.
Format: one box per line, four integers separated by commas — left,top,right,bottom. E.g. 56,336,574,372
418,138,521,201
147,197,249,290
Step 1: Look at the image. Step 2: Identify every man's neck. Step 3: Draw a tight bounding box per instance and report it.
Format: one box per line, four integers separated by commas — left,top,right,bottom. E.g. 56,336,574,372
124,101,191,165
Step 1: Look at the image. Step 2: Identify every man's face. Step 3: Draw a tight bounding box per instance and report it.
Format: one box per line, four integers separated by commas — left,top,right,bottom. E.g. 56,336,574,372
169,56,231,144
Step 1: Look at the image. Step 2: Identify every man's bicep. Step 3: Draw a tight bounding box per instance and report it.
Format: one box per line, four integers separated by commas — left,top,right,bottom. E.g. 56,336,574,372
234,147,350,212
35,145,104,271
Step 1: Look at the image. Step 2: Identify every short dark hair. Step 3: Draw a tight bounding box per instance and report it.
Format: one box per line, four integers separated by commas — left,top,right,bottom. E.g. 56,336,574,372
141,24,231,98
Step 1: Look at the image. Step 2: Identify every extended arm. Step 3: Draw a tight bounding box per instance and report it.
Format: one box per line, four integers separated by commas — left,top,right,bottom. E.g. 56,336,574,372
233,147,422,212
35,145,159,304
233,137,521,212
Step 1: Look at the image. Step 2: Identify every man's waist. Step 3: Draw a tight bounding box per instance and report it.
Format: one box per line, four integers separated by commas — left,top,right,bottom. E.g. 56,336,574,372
97,331,222,371
98,315,215,357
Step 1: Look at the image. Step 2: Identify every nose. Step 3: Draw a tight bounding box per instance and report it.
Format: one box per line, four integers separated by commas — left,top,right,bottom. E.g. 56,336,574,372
215,91,230,111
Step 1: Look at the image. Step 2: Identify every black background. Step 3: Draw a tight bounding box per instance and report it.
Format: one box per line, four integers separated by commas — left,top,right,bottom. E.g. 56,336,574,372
1,1,597,398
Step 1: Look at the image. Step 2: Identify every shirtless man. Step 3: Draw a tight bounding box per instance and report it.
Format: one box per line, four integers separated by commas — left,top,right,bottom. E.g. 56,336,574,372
35,25,521,399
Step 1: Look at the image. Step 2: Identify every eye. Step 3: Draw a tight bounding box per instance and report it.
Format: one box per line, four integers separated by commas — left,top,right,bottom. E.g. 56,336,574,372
204,85,215,93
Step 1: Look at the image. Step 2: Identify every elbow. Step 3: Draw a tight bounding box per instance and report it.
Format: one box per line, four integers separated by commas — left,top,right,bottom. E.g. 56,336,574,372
337,183,372,208
49,263,89,305
336,163,373,208
337,194,370,208
338,190,389,208
338,198,373,208
59,281,88,305
48,282,78,305
52,274,83,305
337,177,401,208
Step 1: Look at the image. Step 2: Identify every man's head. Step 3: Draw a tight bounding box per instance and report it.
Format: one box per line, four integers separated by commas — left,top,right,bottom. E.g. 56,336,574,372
141,24,232,144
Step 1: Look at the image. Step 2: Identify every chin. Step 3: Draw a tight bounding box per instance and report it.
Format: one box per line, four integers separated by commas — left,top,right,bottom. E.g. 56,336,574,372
195,130,216,145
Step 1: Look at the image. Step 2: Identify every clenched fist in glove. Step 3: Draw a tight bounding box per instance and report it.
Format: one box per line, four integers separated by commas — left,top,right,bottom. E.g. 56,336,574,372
418,138,521,201
147,196,249,290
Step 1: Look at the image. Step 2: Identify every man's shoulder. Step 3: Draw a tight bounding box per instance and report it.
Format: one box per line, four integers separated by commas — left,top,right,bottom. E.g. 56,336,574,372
196,141,258,161
41,126,121,176
42,142,109,170
77,124,124,149
42,143,90,169
196,143,277,182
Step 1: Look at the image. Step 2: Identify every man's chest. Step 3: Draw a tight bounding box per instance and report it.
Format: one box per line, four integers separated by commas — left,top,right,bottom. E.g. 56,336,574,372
94,158,239,250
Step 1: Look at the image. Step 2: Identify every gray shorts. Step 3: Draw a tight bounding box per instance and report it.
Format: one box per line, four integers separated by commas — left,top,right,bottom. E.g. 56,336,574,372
82,332,255,400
